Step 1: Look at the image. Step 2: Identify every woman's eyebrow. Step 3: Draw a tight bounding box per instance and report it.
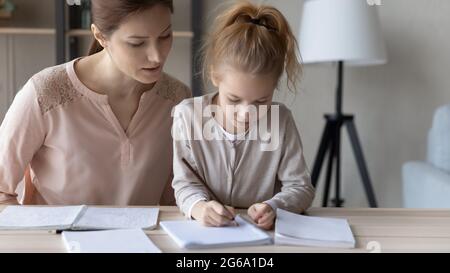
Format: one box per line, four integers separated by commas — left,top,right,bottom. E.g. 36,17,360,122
160,24,172,33
127,24,172,39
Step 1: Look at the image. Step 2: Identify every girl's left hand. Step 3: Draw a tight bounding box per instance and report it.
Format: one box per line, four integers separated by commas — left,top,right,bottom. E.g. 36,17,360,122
247,203,276,230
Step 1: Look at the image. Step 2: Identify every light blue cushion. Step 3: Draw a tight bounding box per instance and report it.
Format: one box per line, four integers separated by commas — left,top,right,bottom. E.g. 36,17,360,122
403,104,450,208
403,161,450,208
427,104,450,172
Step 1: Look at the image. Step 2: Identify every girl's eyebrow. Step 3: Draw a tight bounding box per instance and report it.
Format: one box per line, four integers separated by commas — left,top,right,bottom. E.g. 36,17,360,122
127,24,172,39
228,94,270,102
256,95,271,101
228,94,240,99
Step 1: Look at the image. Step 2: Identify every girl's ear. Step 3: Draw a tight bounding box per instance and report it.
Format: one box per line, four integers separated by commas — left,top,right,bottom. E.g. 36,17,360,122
91,24,108,48
210,68,220,87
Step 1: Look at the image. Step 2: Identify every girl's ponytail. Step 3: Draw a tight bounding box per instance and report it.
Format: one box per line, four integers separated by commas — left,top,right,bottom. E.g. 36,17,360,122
258,6,303,92
202,1,302,92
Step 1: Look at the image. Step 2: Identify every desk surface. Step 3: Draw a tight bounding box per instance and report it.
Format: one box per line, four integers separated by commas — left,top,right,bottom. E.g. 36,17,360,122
1,206,450,253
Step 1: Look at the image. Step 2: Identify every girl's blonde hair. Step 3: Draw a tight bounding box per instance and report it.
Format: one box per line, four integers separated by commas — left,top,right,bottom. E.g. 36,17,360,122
202,1,302,92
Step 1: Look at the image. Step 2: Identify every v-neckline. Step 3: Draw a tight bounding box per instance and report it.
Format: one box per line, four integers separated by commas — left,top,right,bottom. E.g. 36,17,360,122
67,57,163,138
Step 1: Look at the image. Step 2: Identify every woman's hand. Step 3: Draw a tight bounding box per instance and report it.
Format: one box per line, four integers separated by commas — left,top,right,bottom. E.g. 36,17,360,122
248,203,276,230
191,200,237,227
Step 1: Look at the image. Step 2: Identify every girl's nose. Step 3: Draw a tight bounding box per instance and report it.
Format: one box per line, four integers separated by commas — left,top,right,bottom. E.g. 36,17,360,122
236,105,255,122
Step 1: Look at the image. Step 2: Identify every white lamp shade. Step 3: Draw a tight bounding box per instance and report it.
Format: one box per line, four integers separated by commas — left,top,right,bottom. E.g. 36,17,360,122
299,0,387,66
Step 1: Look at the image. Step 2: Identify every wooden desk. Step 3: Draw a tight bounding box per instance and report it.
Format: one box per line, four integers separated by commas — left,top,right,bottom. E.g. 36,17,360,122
1,206,450,253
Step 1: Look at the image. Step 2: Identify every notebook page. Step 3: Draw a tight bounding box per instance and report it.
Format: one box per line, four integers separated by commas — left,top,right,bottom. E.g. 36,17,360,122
0,206,85,230
275,209,355,246
72,207,159,230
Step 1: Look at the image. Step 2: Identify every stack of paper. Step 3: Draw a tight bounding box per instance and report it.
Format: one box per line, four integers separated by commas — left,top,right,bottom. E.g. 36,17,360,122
0,205,162,253
160,215,272,249
62,229,161,253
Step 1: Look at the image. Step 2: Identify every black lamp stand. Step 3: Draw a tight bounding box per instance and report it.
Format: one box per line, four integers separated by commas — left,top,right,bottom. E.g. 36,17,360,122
311,61,378,208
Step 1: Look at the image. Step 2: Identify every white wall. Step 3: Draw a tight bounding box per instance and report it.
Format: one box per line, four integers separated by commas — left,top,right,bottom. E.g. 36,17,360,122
202,0,450,207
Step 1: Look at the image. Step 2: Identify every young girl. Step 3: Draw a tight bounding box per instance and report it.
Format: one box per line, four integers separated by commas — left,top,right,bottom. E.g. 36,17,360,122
172,2,315,230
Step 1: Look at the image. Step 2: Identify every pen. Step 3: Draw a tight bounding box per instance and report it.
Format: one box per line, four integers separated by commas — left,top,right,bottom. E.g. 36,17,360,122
0,229,58,235
181,158,238,226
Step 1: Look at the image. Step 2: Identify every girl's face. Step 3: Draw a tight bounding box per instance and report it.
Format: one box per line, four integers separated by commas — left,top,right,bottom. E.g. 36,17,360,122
212,66,277,132
100,5,173,84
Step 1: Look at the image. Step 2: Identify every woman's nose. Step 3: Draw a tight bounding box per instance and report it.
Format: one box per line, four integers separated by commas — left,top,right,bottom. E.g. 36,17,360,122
146,46,162,64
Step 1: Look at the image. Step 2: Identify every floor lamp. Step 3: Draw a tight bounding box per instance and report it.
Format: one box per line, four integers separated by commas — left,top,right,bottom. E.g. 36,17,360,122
299,0,387,207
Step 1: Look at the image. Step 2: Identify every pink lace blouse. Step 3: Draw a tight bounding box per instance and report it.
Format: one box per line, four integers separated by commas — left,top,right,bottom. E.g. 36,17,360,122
0,58,191,205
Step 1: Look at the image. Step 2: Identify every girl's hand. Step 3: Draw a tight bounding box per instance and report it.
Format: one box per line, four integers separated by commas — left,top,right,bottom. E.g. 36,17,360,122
248,203,276,230
191,200,237,227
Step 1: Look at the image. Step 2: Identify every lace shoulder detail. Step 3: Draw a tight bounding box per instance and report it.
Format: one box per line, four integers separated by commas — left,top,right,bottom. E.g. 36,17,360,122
155,73,192,103
31,64,83,115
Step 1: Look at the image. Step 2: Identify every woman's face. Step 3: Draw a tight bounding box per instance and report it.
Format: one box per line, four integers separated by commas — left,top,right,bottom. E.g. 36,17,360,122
103,5,173,84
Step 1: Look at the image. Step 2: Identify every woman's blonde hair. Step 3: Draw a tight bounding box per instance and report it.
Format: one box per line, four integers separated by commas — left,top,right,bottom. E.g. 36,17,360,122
202,1,302,92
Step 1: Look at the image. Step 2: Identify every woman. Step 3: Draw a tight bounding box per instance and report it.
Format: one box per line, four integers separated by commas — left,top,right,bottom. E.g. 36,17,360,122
0,0,190,205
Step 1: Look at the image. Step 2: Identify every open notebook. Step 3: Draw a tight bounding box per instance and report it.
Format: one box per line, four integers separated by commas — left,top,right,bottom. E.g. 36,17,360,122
62,229,161,253
0,206,159,231
275,208,356,249
160,215,272,249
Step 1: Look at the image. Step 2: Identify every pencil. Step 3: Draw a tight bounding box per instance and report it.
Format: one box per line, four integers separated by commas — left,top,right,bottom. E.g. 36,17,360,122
181,158,238,226
181,158,221,203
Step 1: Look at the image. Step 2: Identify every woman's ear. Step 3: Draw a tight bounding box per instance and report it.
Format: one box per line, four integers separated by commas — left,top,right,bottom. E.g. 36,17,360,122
91,24,107,48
